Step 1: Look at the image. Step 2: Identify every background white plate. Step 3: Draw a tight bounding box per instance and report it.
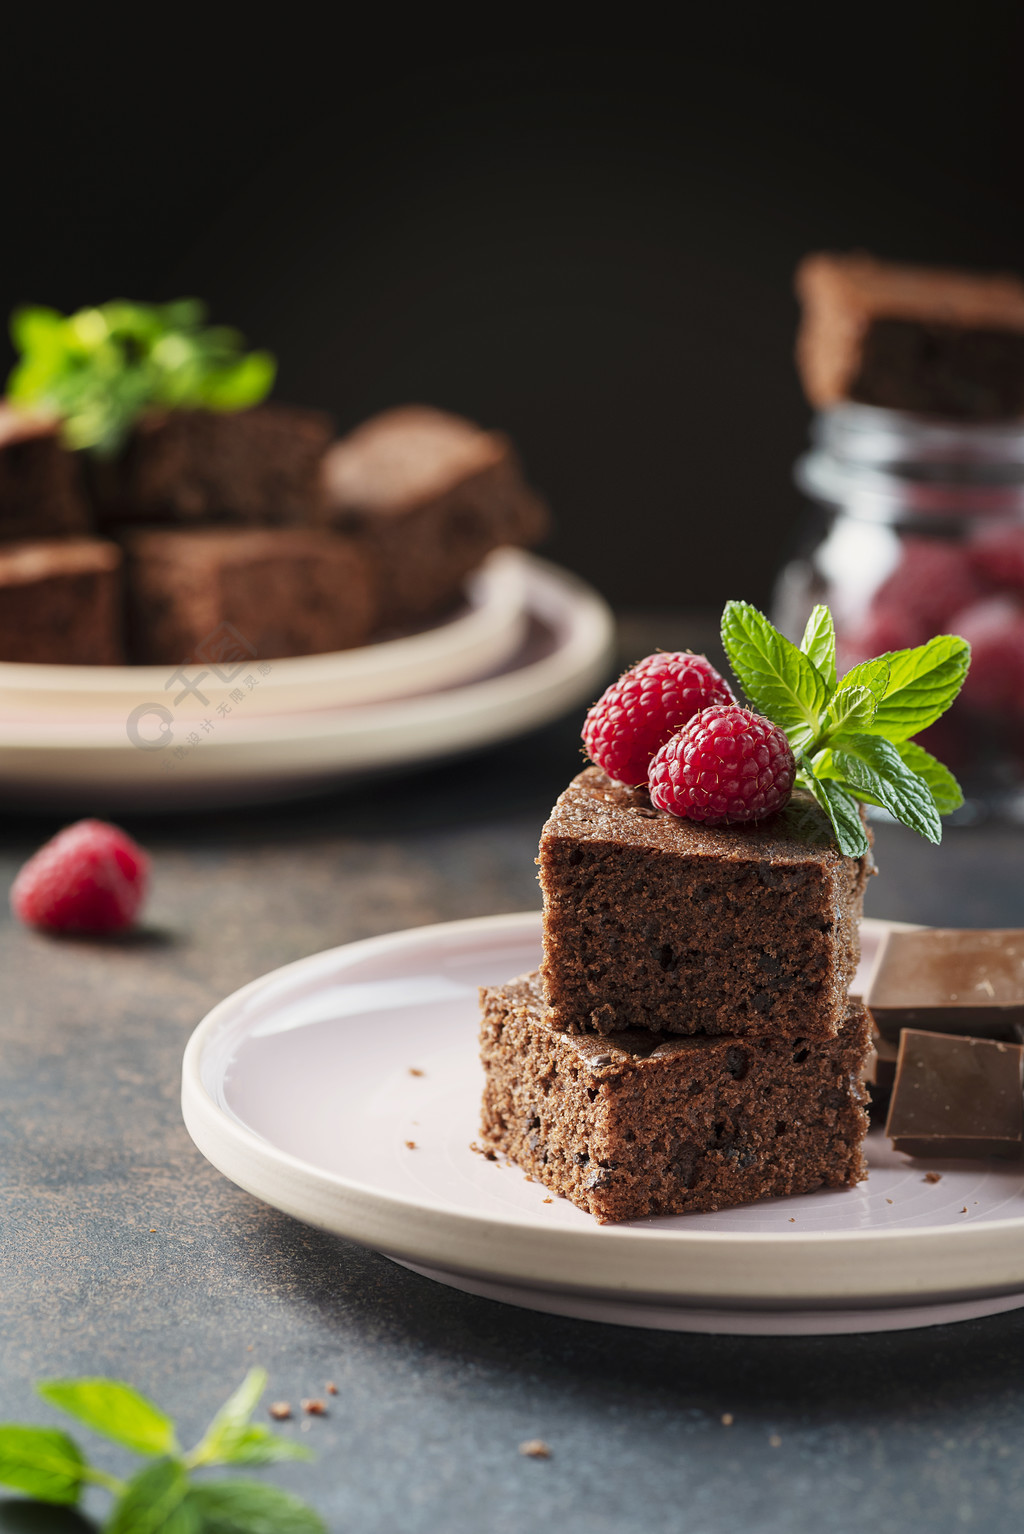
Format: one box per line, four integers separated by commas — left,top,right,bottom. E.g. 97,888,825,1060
182,913,1024,1333
0,555,614,808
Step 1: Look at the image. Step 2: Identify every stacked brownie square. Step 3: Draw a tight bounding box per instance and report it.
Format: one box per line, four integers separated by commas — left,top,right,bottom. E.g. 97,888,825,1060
479,767,875,1223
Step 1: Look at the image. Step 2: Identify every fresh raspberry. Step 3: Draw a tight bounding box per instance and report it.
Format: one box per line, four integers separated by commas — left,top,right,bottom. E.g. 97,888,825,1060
582,653,736,786
11,819,150,934
648,705,796,824
950,595,1024,717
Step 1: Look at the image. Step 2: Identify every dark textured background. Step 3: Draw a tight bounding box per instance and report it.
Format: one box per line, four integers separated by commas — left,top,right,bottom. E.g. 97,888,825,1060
4,16,1024,610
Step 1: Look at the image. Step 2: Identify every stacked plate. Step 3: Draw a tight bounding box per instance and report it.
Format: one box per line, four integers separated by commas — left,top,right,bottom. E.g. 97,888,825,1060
0,551,615,809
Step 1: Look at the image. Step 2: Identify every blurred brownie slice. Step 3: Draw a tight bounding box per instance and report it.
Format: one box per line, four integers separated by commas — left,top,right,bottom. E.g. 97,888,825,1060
93,404,333,529
795,252,1024,419
0,538,122,664
320,405,549,631
538,768,873,1038
123,527,376,664
479,972,870,1223
0,404,90,540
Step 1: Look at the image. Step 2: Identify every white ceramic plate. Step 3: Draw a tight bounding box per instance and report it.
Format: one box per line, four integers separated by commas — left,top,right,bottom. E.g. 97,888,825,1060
182,914,1024,1334
0,547,528,717
0,556,614,808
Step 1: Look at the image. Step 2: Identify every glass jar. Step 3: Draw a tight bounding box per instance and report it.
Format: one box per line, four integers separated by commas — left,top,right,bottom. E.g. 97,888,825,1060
775,403,1024,820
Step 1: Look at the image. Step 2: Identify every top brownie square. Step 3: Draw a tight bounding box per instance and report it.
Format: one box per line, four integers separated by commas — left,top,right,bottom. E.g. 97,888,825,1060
538,767,873,1038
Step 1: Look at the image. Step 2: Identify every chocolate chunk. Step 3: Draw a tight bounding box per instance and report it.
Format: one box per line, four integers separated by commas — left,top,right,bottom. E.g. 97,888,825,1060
867,929,1024,1043
885,1029,1024,1159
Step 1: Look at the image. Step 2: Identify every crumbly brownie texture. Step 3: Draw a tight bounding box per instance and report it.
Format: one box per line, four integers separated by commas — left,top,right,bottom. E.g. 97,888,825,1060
92,404,333,529
0,538,123,664
123,527,376,664
538,768,873,1038
795,253,1024,419
479,972,870,1224
0,405,89,540
319,405,549,630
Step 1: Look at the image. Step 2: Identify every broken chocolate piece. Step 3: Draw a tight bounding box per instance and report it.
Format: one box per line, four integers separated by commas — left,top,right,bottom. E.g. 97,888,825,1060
885,1029,1024,1159
867,928,1024,1042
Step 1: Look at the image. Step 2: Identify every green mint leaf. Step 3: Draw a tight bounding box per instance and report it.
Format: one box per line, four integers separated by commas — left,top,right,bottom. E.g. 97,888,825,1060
0,1425,85,1505
814,734,943,844
196,352,276,412
799,605,836,692
842,636,970,741
206,1427,314,1468
183,1480,326,1534
822,682,879,738
721,601,828,748
38,1382,177,1458
188,1371,309,1469
104,1460,194,1534
797,765,869,858
896,741,965,816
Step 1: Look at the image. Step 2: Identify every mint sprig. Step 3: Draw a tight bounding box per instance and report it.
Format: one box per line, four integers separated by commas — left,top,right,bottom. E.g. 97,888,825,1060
0,1369,324,1532
7,300,276,458
720,601,969,857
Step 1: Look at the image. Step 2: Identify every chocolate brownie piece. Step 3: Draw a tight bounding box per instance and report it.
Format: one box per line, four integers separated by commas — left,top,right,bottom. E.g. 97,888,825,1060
0,538,122,664
538,768,873,1038
0,404,89,539
795,253,1024,420
123,527,376,664
479,972,870,1224
319,405,549,631
92,404,333,529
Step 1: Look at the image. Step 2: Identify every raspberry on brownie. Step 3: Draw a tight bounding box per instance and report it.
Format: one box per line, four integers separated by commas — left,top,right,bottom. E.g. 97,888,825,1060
537,767,873,1038
583,652,736,787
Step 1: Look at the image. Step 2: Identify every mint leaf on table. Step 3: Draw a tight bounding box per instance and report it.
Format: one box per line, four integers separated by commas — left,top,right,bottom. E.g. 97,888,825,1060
799,604,837,692
0,1426,85,1506
104,1460,193,1534
187,1370,311,1471
721,600,829,750
37,1383,176,1459
184,1481,327,1533
721,601,968,853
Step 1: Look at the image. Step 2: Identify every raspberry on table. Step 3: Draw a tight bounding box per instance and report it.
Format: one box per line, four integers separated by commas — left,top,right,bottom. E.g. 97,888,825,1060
648,705,796,823
582,652,736,786
10,819,150,934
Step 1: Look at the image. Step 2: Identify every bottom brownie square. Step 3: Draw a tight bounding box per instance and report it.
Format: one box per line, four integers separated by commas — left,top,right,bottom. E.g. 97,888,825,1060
479,973,870,1224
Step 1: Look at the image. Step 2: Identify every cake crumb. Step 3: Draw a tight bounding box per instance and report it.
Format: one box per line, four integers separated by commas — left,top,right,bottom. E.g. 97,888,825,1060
721,1413,734,1426
924,1172,942,1183
302,1399,327,1416
961,1206,968,1214
405,1140,417,1150
469,1141,498,1160
519,1439,551,1459
326,1382,338,1395
524,1175,534,1183
408,1067,424,1076
886,1198,893,1204
769,1434,782,1449
543,1197,553,1204
268,1403,292,1420
788,1217,795,1223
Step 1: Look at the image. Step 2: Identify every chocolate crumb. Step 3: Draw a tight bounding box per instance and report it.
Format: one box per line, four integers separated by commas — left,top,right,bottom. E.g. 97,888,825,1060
961,1206,968,1214
408,1067,425,1077
405,1140,417,1150
302,1399,327,1416
721,1413,734,1426
519,1439,551,1459
886,1198,893,1204
924,1172,942,1184
788,1217,795,1223
326,1382,338,1395
769,1434,782,1449
268,1402,292,1420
